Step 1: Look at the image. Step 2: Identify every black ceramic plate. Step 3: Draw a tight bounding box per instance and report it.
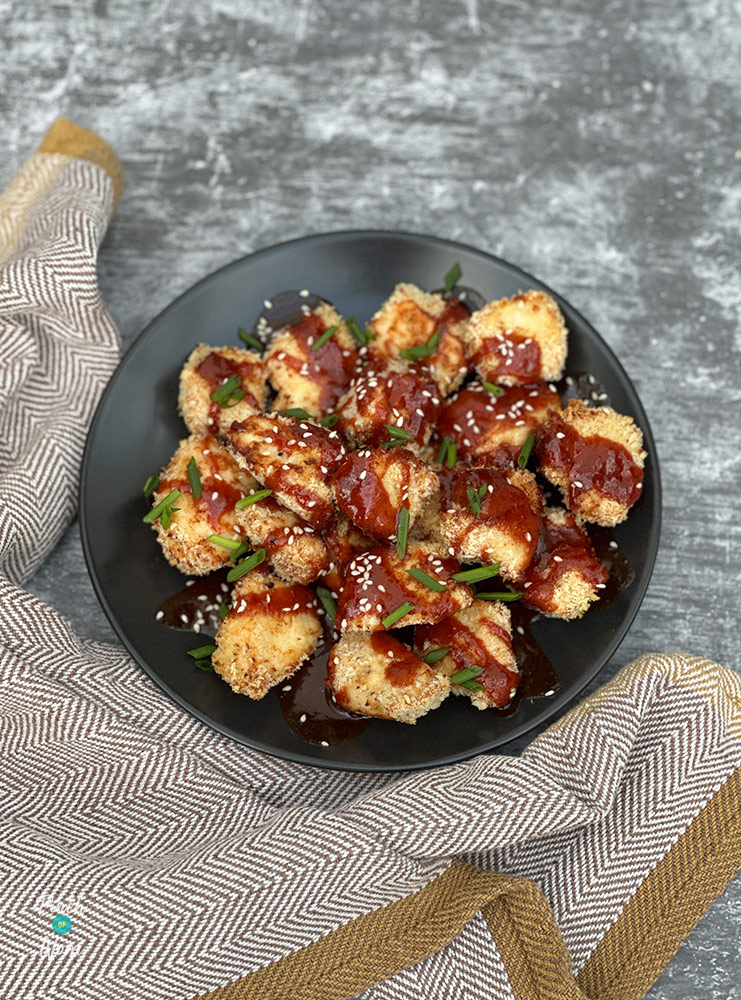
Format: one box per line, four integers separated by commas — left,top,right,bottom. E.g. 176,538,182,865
80,231,661,771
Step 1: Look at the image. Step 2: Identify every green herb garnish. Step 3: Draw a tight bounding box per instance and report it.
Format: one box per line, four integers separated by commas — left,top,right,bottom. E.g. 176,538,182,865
277,407,313,419
187,456,202,500
312,325,338,351
226,548,266,582
143,473,160,499
399,327,442,361
406,567,446,591
210,374,245,408
446,441,457,467
143,489,181,527
347,315,373,347
437,436,452,465
385,424,414,442
319,413,339,427
467,483,488,517
194,659,215,672
236,489,273,509
423,647,451,664
316,585,338,620
187,644,217,659
444,262,462,294
517,431,535,469
396,506,410,559
483,381,505,397
449,664,484,691
219,602,229,620
208,534,242,550
475,591,524,602
451,563,501,583
382,602,414,628
238,328,263,351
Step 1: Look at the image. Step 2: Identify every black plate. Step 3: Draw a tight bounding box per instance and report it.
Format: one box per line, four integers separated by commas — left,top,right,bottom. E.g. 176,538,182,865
80,231,661,771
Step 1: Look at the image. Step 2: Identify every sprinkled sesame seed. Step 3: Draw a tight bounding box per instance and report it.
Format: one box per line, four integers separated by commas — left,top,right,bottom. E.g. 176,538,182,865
155,610,164,620
264,299,273,309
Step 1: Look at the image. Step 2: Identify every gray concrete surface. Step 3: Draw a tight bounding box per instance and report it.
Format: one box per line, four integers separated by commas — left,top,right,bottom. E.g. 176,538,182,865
2,0,739,996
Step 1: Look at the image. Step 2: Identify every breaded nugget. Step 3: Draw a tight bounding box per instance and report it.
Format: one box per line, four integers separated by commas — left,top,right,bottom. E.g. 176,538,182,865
332,447,438,541
212,570,321,699
235,494,329,585
465,290,568,386
437,380,561,467
149,434,258,575
178,343,268,436
520,507,608,618
265,303,359,417
226,415,346,530
439,466,542,580
368,283,470,395
336,540,473,632
326,631,450,724
336,359,442,454
415,599,519,709
536,399,646,526
408,486,445,548
319,513,374,594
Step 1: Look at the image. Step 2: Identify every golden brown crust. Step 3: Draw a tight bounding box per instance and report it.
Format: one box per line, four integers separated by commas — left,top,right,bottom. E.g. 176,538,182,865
235,495,330,585
178,343,268,436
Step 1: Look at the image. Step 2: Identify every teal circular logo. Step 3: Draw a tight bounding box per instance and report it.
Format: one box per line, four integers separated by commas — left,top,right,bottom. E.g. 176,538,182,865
51,914,72,935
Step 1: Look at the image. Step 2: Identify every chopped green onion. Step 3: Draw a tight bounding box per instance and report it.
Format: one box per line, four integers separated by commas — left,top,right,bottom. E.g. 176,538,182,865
210,374,244,407
236,489,273,509
143,489,181,524
187,456,202,499
396,506,410,559
476,591,524,602
459,678,484,692
406,567,446,591
449,665,483,684
483,381,506,397
380,438,404,450
467,483,487,517
518,431,535,469
277,407,312,419
423,647,451,664
399,327,442,361
446,441,457,468
187,644,217,659
160,504,179,530
231,542,251,561
452,563,501,583
320,413,339,427
312,324,338,351
221,389,246,408
385,424,414,441
143,473,160,499
382,602,414,628
238,328,263,351
437,435,452,465
194,658,215,672
316,585,337,620
226,548,266,582
347,315,372,347
208,534,242,550
219,602,229,620
444,262,462,294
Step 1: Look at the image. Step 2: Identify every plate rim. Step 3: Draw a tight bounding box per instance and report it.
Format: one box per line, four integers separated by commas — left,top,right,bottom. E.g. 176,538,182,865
80,228,662,771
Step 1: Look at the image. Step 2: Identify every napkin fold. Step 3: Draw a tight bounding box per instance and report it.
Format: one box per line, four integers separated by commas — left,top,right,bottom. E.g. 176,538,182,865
1,121,739,1000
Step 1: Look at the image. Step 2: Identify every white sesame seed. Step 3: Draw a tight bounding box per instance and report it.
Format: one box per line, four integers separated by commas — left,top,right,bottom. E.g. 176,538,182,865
264,299,273,309
155,610,164,620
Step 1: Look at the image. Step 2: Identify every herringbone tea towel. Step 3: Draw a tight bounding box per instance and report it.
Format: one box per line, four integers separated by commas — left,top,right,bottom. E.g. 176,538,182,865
1,120,739,1000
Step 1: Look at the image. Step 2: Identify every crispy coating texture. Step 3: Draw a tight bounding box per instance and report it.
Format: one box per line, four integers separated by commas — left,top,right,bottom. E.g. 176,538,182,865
265,303,359,417
150,434,257,575
235,495,330,585
520,507,609,619
226,414,346,530
368,283,470,395
415,599,519,709
408,487,445,549
439,466,542,580
336,359,442,455
178,343,268,436
465,290,568,386
536,399,646,526
332,447,439,541
327,631,450,724
319,513,375,593
437,380,561,468
212,570,321,698
337,540,473,632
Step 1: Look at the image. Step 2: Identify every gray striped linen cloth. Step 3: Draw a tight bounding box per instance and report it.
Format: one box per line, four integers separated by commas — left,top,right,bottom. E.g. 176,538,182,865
1,129,739,1000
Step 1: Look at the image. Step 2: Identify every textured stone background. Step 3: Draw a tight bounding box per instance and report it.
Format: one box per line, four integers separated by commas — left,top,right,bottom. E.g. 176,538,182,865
2,0,739,995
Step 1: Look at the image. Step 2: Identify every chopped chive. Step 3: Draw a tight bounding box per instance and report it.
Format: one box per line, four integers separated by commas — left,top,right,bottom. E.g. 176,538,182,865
219,602,229,620
210,374,242,405
194,658,215,672
346,315,372,347
446,441,457,468
475,591,524,602
231,542,251,561
221,389,246,408
238,327,263,351
143,473,160,499
451,563,501,583
399,326,442,361
226,548,266,582
467,483,487,517
187,644,217,659
396,506,410,559
483,381,506,397
406,567,446,591
385,424,414,441
236,489,273,509
278,407,313,419
437,435,452,465
380,438,404,450
208,534,242,550
382,602,414,628
423,646,451,664
320,413,339,427
443,262,462,294
518,431,535,469
316,585,337,620
312,324,338,351
160,504,180,530
449,664,483,684
143,489,181,524
187,456,202,499
459,678,484,692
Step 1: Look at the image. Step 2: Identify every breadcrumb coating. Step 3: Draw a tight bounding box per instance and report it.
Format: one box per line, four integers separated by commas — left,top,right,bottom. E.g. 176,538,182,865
235,494,329,585
178,343,268,436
